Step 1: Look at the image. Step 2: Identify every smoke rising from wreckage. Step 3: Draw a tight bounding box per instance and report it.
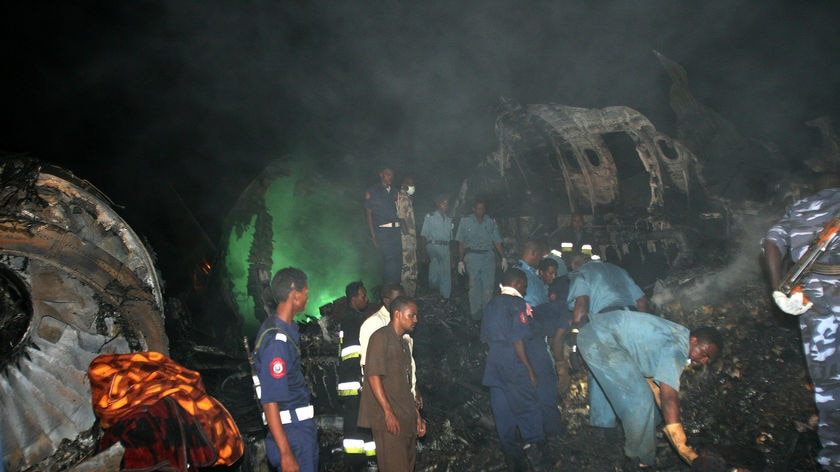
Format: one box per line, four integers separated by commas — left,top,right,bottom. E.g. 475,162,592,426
1,51,838,471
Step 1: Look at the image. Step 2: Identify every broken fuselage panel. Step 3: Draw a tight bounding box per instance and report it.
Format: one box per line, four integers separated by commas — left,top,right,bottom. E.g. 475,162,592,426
456,98,728,275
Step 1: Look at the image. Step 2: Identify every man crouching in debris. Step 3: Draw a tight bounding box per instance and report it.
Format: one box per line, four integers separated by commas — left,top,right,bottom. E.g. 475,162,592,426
763,175,840,471
358,296,427,471
481,268,552,471
254,268,318,472
577,313,722,469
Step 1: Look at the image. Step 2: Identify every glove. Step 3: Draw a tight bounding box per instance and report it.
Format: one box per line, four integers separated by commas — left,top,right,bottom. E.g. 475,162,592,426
500,257,509,272
457,260,466,275
663,423,699,465
772,290,813,315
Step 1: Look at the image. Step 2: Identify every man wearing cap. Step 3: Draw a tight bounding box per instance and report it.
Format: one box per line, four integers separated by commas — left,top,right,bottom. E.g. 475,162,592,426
455,199,509,320
420,194,453,299
253,267,318,472
365,167,402,284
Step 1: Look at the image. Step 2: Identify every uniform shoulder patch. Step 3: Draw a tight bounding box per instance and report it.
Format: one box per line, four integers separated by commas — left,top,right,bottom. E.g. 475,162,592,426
270,358,287,379
275,332,288,342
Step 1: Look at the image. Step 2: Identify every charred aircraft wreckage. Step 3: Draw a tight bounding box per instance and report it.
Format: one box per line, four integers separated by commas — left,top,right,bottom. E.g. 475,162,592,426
1,51,837,471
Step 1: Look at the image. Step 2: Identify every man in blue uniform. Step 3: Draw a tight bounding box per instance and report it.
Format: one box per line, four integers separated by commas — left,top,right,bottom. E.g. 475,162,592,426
514,241,564,438
456,199,509,320
253,267,318,472
365,167,402,284
763,178,840,471
338,281,373,469
420,194,453,299
566,253,649,432
481,268,547,471
538,256,574,400
577,312,722,468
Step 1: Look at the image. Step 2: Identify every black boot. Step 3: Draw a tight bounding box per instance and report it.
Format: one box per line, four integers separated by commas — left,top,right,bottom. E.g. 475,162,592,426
523,442,547,471
503,452,528,472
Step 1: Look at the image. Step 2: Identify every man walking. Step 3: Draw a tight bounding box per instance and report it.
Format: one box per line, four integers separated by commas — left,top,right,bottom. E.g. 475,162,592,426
455,199,508,319
420,194,453,299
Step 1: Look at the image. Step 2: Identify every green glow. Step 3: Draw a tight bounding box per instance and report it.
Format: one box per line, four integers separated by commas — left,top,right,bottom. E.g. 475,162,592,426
223,161,380,337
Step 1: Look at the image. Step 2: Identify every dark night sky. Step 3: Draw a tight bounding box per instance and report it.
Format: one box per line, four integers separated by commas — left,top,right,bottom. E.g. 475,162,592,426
3,1,840,264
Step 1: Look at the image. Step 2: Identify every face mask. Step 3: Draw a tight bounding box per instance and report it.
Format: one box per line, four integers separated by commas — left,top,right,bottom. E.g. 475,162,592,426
406,185,416,196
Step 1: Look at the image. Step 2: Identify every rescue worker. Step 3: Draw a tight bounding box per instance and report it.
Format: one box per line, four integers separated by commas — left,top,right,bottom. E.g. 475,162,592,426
515,240,564,437
360,283,421,409
577,313,722,468
763,176,840,470
420,194,453,299
456,199,508,320
397,176,418,296
358,297,427,471
481,268,548,471
337,281,373,469
538,256,574,400
253,268,318,472
365,167,402,284
566,252,648,433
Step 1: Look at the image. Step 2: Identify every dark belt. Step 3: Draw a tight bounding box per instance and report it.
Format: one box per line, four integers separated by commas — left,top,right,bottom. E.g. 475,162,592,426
598,305,635,314
466,248,492,253
428,240,449,245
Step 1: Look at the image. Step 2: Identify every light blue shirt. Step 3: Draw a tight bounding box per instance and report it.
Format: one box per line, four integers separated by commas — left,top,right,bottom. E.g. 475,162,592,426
455,214,502,250
567,260,644,313
517,259,548,307
585,311,689,390
421,211,452,242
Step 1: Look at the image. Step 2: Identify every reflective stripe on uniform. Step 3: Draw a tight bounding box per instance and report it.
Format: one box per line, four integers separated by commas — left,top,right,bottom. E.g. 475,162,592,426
364,440,377,456
341,344,362,360
279,404,314,424
337,381,361,396
343,438,365,454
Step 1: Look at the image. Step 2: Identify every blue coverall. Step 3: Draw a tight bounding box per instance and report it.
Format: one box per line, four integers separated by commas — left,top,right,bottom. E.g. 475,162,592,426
578,311,689,466
481,293,543,462
456,214,503,319
567,259,645,429
421,210,453,298
516,260,564,436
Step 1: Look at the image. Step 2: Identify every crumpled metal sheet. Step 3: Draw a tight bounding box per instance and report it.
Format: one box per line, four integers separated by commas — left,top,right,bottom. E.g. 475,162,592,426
487,97,706,215
0,155,168,471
